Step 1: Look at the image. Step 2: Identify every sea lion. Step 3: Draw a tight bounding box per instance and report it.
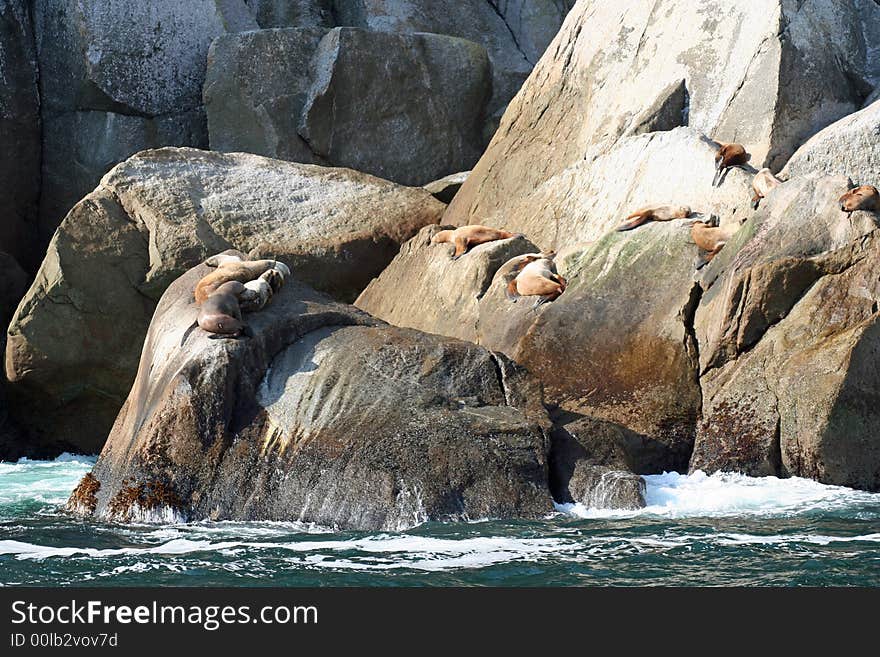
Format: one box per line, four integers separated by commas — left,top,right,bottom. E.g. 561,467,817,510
431,225,518,259
751,168,783,209
839,185,880,213
238,268,285,312
504,252,567,307
690,215,731,269
616,205,692,231
182,264,291,345
197,281,248,337
195,255,291,304
712,142,750,187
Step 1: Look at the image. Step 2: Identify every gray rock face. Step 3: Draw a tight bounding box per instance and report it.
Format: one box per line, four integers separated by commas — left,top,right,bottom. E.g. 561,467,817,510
207,27,492,186
549,414,651,510
488,0,577,65
690,175,880,490
5,148,443,456
245,0,333,28
298,28,491,186
32,0,257,245
34,0,256,116
0,0,40,272
205,28,328,164
446,0,880,233
331,0,539,125
782,97,880,185
68,256,553,529
40,110,207,244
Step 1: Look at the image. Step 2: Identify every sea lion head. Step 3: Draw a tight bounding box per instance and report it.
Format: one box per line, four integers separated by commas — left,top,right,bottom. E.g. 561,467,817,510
839,185,880,213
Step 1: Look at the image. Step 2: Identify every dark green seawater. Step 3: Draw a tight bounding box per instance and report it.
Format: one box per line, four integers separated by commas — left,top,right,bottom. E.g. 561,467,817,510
2,455,879,586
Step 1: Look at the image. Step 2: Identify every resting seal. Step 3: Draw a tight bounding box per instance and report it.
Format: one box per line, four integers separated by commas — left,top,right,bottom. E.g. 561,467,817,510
182,262,292,344
751,168,783,209
431,225,519,260
503,252,567,307
195,255,292,304
616,205,691,232
690,215,736,270
198,281,247,337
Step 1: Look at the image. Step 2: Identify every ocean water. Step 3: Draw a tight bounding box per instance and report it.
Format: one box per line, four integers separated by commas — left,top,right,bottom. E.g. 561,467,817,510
1,455,879,587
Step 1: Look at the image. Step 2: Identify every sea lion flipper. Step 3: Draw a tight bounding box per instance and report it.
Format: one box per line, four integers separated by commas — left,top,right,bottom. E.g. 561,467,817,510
451,235,469,260
180,320,199,347
616,216,648,231
505,278,520,301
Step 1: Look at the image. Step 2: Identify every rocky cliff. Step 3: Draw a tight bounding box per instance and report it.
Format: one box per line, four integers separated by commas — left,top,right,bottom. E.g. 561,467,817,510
2,1,880,530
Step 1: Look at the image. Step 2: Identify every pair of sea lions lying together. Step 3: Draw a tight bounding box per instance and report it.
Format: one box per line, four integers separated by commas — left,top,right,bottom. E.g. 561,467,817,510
193,254,291,338
432,225,567,305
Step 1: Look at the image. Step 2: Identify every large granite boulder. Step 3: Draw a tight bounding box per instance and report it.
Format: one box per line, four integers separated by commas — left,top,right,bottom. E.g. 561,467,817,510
782,97,880,185
358,128,755,473
690,174,880,490
0,0,40,272
33,0,257,244
205,28,329,165
446,0,880,233
67,255,553,529
298,28,491,186
330,0,571,128
5,148,443,456
207,27,492,187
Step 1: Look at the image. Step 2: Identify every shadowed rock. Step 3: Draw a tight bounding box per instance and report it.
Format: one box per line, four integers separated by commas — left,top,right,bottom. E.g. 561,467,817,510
68,254,553,530
0,0,40,272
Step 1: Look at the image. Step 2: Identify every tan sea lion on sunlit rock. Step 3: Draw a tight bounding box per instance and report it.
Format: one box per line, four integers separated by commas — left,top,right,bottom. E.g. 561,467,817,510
431,225,519,259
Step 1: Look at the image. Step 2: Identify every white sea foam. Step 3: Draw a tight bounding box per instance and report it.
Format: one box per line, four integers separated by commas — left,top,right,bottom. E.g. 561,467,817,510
556,470,880,519
0,535,571,573
0,453,95,506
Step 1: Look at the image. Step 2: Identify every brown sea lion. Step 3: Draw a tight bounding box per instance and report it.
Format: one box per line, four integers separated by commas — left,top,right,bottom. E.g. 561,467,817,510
195,255,291,304
839,185,880,213
616,205,692,231
197,281,248,337
751,168,783,209
713,142,750,187
504,252,567,307
690,215,731,269
431,225,518,259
